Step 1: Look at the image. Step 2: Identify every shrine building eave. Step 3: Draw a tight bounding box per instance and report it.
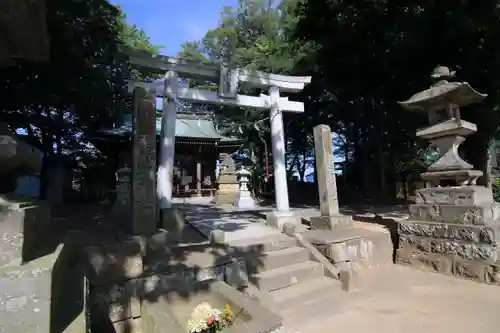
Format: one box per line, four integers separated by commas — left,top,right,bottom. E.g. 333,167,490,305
398,82,487,112
93,115,243,144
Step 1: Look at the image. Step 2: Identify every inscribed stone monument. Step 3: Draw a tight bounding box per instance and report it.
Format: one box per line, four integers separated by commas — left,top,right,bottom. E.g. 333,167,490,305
396,66,500,284
309,125,351,229
131,87,157,235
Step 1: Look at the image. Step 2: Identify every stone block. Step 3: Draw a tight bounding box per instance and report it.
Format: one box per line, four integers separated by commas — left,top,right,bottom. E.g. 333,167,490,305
85,237,145,286
305,228,393,267
452,258,487,283
209,229,225,244
281,222,296,235
0,202,52,268
429,239,498,263
485,262,500,285
409,203,500,225
91,281,141,323
309,214,352,230
266,211,301,230
396,248,452,275
415,186,493,205
398,220,500,245
224,259,249,290
142,301,182,333
0,244,66,333
399,235,431,253
211,191,238,205
159,207,185,233
112,318,141,333
50,243,88,333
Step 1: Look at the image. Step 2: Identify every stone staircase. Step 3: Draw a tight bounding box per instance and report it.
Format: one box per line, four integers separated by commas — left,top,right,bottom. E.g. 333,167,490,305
229,234,343,331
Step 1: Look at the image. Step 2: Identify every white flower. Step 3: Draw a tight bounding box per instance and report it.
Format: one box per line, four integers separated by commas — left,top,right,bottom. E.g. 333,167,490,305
187,302,221,333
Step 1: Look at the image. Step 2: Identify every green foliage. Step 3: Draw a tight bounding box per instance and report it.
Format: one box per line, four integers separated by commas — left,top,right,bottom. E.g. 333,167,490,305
178,0,314,188
493,178,500,202
116,6,164,55
291,0,500,198
0,0,162,197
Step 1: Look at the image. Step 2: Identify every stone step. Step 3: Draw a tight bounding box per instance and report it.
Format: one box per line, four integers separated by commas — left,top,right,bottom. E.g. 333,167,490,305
270,276,341,304
252,261,323,292
302,227,393,268
254,246,310,271
229,234,298,254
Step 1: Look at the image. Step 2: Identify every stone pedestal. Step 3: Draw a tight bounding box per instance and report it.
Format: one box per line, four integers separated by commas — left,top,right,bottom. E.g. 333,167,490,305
211,174,239,205
212,152,239,205
266,211,301,231
396,186,500,283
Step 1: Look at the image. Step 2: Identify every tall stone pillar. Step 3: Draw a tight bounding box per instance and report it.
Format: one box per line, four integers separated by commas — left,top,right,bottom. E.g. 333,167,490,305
131,87,157,235
157,71,178,209
309,125,351,229
266,86,300,229
196,161,202,197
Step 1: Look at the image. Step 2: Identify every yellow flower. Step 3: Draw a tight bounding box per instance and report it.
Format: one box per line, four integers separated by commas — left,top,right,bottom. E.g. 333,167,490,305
225,304,231,313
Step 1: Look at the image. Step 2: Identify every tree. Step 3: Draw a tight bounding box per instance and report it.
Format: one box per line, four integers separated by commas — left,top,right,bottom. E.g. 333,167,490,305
0,0,162,198
293,0,500,199
179,0,315,190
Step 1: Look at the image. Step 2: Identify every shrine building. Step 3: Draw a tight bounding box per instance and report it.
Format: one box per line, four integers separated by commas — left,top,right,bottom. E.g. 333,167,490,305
90,109,242,197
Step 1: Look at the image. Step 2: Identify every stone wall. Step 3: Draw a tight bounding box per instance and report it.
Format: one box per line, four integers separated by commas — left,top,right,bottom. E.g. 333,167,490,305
85,235,249,333
0,243,86,333
396,220,500,284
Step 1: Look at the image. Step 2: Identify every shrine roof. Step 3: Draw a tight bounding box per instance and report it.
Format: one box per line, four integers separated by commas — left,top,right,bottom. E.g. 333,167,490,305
99,113,241,142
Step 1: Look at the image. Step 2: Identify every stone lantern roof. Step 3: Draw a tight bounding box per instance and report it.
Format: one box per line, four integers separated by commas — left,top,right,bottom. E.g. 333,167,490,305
398,66,487,112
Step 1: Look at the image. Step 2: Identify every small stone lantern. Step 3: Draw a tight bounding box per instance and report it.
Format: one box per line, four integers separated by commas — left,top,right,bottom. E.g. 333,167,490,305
233,166,256,209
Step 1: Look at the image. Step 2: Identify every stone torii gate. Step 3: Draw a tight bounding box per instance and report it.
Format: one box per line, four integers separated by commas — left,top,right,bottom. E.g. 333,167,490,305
125,48,311,231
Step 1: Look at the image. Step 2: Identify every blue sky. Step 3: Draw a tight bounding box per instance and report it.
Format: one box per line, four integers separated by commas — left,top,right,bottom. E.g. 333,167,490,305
110,0,238,55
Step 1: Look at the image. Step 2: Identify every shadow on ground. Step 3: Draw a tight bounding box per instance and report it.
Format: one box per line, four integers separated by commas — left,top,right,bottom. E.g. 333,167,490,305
49,202,267,333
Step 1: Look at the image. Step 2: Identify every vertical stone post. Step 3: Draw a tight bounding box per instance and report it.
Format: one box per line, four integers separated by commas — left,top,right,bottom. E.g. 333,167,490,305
314,125,339,216
157,71,178,209
196,161,202,197
131,87,157,235
266,86,300,229
309,125,351,230
269,86,290,212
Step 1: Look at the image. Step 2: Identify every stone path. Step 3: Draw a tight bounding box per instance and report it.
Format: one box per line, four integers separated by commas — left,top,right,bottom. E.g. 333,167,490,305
299,264,500,333
173,197,281,244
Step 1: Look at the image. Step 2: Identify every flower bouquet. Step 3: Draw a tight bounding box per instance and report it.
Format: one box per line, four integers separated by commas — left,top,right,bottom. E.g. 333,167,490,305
187,302,237,333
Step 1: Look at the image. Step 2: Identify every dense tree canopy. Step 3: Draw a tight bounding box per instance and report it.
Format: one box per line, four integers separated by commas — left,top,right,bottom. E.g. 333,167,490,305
180,0,500,200
0,0,162,197
3,0,500,202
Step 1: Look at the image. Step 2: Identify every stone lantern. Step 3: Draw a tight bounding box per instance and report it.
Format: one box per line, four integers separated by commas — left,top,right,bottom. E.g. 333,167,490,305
233,166,256,209
396,66,500,285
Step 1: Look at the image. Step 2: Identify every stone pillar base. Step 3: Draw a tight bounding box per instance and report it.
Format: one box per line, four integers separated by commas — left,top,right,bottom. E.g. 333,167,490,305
159,207,186,233
266,211,301,231
310,214,352,230
211,191,238,205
